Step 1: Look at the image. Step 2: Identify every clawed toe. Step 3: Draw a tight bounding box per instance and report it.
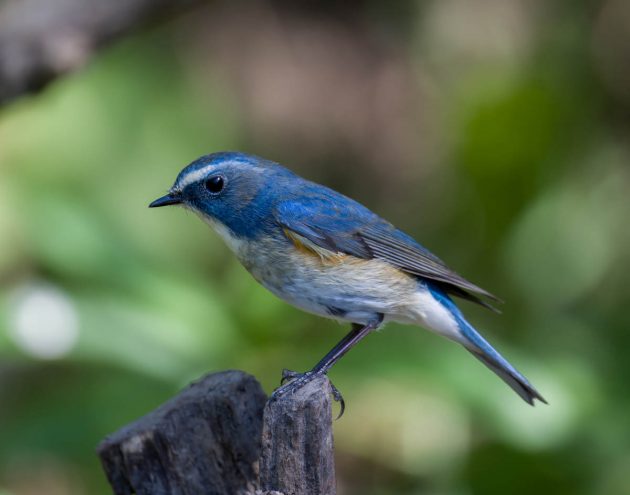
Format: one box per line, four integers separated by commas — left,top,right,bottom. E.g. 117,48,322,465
273,369,346,418
272,370,312,400
329,382,346,419
280,368,302,385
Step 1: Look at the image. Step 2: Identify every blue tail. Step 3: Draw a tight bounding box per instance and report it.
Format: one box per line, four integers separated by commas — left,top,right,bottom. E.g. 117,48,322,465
429,286,547,405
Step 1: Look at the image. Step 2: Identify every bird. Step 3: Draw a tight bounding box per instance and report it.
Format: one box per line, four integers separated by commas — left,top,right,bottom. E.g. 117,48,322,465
150,151,546,412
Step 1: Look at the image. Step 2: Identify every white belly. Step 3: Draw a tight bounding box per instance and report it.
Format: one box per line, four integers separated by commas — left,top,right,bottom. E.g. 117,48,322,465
238,237,458,336
203,220,462,339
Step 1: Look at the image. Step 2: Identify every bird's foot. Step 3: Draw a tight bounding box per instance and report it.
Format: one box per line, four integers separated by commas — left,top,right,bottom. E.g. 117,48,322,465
272,368,346,419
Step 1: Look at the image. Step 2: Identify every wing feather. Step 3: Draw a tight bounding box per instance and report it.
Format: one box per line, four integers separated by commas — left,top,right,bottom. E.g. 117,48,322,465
274,199,500,308
360,225,500,301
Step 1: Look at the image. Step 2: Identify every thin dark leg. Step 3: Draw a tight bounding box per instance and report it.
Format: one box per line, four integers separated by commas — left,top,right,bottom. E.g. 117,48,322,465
273,315,384,417
311,317,383,375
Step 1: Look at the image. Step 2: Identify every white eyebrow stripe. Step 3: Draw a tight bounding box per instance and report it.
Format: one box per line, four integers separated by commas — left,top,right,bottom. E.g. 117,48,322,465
173,162,268,191
174,164,215,191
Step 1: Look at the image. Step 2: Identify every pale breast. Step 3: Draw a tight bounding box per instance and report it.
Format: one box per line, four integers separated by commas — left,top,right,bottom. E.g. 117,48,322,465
199,214,427,324
237,235,422,324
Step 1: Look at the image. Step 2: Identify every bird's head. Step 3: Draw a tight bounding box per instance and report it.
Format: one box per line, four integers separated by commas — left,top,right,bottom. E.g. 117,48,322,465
149,152,293,237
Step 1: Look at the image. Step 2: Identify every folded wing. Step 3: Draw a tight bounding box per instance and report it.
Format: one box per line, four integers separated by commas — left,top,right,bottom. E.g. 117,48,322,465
274,198,500,309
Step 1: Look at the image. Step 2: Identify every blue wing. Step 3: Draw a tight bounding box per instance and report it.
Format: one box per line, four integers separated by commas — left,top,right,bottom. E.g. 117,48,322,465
274,189,499,308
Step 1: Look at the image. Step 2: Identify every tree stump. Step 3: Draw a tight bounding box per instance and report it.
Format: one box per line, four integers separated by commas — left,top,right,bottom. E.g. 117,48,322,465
260,375,335,495
97,370,336,495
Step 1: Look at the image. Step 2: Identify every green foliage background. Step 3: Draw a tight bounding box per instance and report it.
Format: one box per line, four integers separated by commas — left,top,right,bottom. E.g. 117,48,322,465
1,2,629,494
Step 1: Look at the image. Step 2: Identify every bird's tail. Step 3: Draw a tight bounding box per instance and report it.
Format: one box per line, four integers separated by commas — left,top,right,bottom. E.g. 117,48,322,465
429,287,547,405
466,342,546,405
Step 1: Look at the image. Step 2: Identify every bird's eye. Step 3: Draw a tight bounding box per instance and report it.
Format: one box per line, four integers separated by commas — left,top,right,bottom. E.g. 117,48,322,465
205,175,225,194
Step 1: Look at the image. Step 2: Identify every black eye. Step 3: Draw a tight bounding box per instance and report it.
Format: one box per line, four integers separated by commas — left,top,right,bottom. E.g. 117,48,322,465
205,175,225,194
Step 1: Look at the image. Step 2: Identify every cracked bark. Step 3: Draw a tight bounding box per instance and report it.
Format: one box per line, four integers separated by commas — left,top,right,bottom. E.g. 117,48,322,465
97,370,336,495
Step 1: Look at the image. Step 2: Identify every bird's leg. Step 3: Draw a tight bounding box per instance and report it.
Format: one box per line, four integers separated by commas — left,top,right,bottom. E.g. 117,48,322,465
272,314,384,417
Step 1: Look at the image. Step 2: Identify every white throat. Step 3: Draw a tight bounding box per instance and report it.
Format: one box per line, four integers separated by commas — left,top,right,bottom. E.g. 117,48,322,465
198,213,245,254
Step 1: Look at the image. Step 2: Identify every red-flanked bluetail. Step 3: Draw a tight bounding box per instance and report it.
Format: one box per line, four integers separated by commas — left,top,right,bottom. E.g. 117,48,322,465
150,152,547,414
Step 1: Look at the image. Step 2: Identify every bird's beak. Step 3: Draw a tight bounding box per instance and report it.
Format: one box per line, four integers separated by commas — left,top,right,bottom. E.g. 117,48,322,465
149,193,182,208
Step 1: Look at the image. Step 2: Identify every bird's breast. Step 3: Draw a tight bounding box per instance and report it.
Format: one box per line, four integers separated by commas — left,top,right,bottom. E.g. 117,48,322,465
234,234,423,324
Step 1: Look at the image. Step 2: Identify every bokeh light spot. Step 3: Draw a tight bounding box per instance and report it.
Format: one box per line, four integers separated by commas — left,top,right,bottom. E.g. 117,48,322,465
8,282,80,359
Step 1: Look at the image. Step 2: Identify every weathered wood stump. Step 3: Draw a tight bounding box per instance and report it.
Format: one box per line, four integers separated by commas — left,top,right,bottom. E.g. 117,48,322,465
97,370,336,495
260,376,335,495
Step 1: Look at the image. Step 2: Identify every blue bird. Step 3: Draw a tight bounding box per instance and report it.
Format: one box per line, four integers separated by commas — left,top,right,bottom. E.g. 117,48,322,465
150,152,546,411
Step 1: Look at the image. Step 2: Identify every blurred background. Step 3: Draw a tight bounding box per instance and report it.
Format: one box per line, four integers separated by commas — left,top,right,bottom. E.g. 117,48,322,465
1,0,629,493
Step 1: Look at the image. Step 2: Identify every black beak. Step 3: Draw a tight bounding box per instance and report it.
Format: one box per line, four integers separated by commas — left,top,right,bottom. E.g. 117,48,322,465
149,193,182,208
